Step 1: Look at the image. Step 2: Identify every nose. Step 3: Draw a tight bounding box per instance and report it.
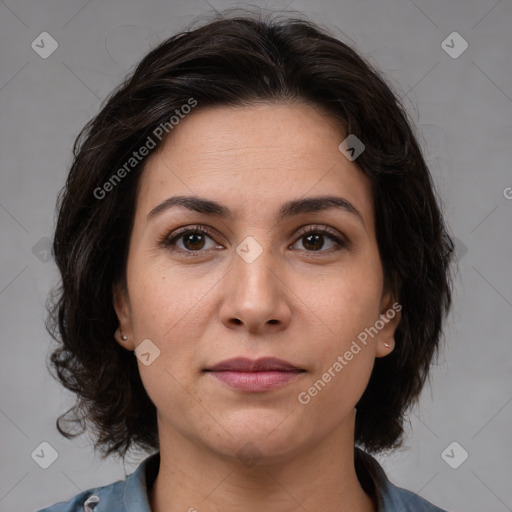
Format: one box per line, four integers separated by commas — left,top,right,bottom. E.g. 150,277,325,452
219,244,292,334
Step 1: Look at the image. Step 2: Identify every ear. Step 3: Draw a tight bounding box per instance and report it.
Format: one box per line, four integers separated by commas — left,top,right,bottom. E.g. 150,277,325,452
375,288,402,358
112,280,135,351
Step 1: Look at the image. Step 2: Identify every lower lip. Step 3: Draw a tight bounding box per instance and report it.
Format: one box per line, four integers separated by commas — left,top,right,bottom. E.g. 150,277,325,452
207,370,304,391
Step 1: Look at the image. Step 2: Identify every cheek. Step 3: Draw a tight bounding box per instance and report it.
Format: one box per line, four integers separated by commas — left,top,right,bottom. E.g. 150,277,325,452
126,265,207,422
126,256,216,399
299,350,374,429
127,255,206,338
298,280,379,413
295,264,381,407
303,266,382,348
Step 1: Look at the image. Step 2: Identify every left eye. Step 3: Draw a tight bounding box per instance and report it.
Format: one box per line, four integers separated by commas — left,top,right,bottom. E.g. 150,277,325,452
292,228,346,252
161,226,346,254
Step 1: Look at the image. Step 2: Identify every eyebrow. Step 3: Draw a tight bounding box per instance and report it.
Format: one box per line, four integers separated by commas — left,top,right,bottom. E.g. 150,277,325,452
146,194,364,226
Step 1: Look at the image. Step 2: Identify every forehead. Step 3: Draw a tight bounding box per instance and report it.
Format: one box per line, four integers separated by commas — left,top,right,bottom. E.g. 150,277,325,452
136,102,374,229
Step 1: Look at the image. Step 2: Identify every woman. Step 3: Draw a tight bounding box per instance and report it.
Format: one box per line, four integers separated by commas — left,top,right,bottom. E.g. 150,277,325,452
39,10,455,512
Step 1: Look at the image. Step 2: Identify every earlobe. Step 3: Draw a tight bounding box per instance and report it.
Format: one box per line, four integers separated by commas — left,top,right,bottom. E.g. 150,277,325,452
377,338,395,357
375,292,402,358
112,281,135,351
114,327,133,350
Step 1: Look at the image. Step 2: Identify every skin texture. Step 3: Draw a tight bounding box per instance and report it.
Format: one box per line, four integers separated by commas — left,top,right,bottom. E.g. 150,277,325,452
113,102,401,512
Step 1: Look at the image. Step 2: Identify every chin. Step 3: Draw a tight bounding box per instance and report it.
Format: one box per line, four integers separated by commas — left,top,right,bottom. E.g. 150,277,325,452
200,411,311,466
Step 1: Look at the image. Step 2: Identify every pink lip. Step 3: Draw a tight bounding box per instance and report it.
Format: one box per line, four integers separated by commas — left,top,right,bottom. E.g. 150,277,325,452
208,370,303,391
204,357,305,392
206,356,302,372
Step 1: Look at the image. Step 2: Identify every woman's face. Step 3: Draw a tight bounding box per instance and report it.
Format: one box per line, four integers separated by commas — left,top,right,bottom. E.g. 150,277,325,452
113,102,400,464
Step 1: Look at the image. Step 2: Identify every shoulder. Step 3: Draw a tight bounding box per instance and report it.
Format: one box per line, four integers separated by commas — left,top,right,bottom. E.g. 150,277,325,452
34,480,125,512
381,478,452,512
34,452,159,512
354,448,452,512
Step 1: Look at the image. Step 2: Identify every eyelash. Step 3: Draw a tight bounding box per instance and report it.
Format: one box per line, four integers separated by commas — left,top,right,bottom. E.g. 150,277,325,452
158,224,347,257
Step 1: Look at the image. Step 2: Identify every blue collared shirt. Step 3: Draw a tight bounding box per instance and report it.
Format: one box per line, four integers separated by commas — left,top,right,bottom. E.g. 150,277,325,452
35,451,451,512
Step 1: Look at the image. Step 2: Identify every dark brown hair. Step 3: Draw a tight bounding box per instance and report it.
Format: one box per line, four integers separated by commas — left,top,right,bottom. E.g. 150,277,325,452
46,9,454,478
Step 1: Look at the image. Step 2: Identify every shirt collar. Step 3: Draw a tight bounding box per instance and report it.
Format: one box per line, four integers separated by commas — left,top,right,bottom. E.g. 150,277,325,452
122,451,159,512
119,450,411,512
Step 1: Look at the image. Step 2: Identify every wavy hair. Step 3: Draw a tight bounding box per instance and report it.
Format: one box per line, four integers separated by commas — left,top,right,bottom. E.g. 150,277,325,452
45,9,455,473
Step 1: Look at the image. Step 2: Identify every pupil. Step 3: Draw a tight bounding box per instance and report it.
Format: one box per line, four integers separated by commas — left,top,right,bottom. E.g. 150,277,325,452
305,234,323,250
185,233,205,250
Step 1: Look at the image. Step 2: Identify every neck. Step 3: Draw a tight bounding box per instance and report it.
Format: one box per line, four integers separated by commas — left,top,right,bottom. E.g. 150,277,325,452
149,410,376,512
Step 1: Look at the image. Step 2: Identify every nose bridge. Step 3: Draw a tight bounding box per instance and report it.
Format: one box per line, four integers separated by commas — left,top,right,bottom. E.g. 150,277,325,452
232,236,278,304
220,234,291,330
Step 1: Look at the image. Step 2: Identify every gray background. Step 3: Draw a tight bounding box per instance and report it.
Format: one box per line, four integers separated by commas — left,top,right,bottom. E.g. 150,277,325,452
1,1,511,511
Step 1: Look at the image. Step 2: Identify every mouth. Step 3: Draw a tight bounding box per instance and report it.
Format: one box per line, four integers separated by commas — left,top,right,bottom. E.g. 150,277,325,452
203,357,306,392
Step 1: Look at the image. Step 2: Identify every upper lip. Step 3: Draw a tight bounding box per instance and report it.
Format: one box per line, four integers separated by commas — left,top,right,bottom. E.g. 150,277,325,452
205,357,304,372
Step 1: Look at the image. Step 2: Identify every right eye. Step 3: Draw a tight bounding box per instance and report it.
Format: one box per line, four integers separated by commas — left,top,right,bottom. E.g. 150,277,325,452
160,226,224,254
